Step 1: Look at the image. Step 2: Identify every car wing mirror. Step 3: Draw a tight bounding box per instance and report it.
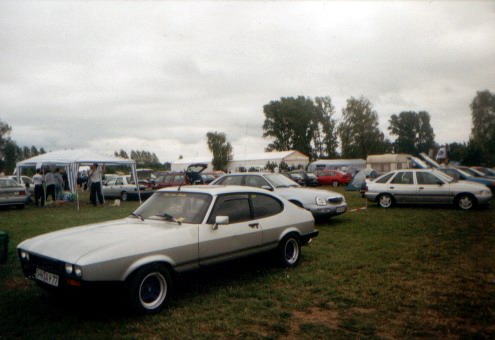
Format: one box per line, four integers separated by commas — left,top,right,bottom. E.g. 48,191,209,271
213,216,229,230
437,181,444,186
261,185,273,191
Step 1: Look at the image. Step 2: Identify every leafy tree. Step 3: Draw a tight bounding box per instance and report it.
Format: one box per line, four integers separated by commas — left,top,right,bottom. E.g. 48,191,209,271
279,160,289,171
262,96,337,160
0,119,12,161
338,96,390,158
206,131,233,171
446,142,467,163
30,146,39,156
388,111,436,155
265,161,278,172
3,140,18,173
470,90,495,165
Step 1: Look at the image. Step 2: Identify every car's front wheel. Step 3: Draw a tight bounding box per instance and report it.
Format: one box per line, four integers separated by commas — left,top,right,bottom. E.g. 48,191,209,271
120,191,128,201
378,194,394,208
455,194,476,210
332,181,339,187
127,264,172,315
277,234,301,268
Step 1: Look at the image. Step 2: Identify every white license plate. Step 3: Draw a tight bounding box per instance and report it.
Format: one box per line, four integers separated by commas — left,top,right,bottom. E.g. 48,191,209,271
336,207,346,213
35,268,59,287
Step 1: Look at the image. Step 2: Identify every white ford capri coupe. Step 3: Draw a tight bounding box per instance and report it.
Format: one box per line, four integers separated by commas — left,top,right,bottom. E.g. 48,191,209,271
18,185,318,314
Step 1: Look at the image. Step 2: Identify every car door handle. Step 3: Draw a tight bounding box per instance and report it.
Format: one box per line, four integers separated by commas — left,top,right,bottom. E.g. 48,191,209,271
419,187,424,190
389,186,394,189
249,223,259,228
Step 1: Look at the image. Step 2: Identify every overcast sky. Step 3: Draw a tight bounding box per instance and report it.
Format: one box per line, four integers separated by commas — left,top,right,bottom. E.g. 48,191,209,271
1,1,494,163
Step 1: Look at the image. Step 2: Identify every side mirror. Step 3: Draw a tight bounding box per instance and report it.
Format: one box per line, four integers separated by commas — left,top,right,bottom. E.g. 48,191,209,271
437,181,444,186
261,185,273,191
213,215,229,230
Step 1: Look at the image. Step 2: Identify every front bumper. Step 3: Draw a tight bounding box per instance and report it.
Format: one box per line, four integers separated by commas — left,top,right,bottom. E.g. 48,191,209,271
308,203,347,218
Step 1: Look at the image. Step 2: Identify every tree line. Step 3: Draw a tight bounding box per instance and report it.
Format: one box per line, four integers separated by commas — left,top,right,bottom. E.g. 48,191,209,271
0,120,46,173
113,149,170,170
261,90,494,166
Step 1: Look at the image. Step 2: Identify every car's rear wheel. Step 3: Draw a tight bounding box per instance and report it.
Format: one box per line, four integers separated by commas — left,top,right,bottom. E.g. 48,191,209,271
455,194,476,210
378,194,394,208
332,181,339,187
127,264,171,315
121,191,128,201
277,234,301,268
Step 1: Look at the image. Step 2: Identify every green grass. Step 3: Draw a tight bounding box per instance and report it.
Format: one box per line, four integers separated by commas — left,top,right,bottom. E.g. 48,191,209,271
1,188,494,338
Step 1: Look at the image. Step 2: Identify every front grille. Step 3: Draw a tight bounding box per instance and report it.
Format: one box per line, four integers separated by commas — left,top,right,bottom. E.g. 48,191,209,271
28,254,65,276
327,197,343,204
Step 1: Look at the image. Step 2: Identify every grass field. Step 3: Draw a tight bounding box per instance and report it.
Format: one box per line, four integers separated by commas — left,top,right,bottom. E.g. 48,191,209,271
1,188,494,338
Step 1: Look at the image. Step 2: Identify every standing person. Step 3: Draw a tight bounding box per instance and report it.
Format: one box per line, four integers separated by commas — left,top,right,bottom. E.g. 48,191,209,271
32,169,45,207
45,169,56,202
88,163,104,206
54,168,64,201
61,168,69,191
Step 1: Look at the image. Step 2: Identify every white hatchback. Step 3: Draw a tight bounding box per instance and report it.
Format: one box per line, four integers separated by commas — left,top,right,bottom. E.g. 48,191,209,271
364,169,492,210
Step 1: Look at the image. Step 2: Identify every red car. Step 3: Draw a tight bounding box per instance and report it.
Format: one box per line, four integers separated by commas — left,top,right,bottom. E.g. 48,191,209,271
316,170,352,187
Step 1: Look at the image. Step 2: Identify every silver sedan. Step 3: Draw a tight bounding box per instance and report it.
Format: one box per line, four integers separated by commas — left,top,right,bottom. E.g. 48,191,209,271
18,185,318,314
211,173,347,220
0,178,28,209
364,169,492,210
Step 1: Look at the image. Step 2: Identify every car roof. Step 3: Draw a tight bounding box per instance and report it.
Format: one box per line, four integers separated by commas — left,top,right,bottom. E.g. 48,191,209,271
157,184,276,196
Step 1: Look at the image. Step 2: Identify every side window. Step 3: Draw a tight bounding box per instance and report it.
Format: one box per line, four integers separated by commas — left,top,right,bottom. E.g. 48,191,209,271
107,178,117,186
245,176,270,188
375,172,394,184
164,175,173,184
216,176,243,186
416,172,441,185
208,194,251,224
116,178,124,185
173,175,185,184
250,194,283,219
391,171,414,185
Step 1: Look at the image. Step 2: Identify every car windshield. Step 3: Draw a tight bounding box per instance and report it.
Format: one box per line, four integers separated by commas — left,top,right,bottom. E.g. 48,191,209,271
0,179,19,188
307,173,317,179
264,174,300,188
132,191,212,224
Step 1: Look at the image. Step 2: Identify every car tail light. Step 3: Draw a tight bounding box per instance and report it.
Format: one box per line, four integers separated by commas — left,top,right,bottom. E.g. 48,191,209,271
19,191,26,196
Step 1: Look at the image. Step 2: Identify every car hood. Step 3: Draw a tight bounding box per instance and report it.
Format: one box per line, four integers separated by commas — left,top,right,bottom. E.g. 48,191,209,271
18,218,181,264
276,187,343,200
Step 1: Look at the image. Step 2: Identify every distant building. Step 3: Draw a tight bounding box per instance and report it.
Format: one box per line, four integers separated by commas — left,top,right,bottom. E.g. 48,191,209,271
366,153,412,173
171,150,309,172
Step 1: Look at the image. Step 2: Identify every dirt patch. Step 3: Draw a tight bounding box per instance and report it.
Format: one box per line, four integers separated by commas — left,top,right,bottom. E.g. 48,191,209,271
2,277,30,290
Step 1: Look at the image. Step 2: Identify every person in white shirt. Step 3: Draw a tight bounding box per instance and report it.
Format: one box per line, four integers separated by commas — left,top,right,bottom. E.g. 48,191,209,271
32,168,45,207
88,163,104,206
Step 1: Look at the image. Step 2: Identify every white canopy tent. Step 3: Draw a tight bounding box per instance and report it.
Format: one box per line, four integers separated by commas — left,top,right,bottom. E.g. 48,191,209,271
15,149,140,208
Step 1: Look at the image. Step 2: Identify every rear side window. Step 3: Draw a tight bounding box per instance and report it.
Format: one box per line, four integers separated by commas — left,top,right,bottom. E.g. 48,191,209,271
250,194,283,218
375,172,394,184
216,176,243,186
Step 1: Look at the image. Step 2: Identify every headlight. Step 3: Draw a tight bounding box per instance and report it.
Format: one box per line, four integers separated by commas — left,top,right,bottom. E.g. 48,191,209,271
315,196,327,206
74,266,82,277
20,251,29,261
65,263,73,275
480,190,491,195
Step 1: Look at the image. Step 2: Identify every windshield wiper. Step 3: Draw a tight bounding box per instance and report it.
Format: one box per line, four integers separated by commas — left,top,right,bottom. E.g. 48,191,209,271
154,213,182,225
131,212,144,221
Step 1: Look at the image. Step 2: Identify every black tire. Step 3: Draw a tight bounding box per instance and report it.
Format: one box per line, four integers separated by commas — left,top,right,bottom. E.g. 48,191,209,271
332,181,339,187
277,234,301,268
15,204,25,210
378,193,394,208
120,191,128,201
127,264,172,315
455,194,476,210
